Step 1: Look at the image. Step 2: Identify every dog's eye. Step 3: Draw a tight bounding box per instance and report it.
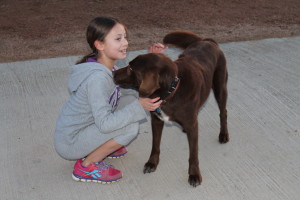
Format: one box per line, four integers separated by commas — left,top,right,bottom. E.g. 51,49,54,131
126,66,142,86
127,66,133,75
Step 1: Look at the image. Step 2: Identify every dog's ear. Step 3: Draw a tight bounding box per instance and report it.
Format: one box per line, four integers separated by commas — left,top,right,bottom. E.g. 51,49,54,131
139,72,160,97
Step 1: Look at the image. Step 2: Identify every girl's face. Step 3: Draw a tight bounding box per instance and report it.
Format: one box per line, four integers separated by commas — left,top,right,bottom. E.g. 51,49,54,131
99,23,128,62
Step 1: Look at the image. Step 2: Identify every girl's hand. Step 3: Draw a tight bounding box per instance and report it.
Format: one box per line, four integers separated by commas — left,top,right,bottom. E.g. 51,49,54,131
139,97,162,111
148,43,168,53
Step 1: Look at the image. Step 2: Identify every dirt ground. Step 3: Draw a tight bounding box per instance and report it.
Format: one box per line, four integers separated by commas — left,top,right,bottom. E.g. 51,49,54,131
1,0,300,63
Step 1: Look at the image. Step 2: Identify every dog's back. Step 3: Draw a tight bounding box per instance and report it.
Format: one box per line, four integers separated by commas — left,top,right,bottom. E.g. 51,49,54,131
163,31,222,72
163,31,225,107
163,30,218,49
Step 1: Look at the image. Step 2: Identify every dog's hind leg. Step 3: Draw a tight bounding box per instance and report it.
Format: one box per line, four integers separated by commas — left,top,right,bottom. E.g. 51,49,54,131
212,52,229,143
144,112,164,173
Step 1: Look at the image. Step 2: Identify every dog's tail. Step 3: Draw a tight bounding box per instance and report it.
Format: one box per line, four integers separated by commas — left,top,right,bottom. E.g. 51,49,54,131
163,30,217,49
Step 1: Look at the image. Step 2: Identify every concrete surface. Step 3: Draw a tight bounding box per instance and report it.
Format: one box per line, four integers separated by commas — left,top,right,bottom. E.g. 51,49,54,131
0,37,300,200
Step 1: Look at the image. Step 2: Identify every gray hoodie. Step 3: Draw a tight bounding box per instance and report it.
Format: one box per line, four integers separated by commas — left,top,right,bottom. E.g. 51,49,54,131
54,62,147,145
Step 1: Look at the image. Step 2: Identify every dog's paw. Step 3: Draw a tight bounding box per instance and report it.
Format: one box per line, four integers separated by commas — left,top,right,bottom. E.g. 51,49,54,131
188,174,202,187
143,162,157,174
219,133,229,144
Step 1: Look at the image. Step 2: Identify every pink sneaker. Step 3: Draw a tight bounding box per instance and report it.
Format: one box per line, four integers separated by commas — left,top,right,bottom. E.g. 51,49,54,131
107,146,128,159
72,159,122,184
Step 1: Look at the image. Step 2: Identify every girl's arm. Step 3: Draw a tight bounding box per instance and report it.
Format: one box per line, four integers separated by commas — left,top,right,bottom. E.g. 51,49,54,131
148,43,168,53
87,73,147,134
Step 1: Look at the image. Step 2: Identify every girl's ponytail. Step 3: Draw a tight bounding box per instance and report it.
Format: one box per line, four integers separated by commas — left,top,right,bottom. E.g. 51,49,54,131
76,52,97,64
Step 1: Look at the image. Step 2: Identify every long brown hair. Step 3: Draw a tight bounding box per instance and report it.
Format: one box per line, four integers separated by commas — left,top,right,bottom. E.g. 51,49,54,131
76,17,126,64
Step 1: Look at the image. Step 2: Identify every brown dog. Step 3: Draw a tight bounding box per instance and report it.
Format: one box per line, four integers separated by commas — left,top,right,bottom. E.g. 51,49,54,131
113,31,229,187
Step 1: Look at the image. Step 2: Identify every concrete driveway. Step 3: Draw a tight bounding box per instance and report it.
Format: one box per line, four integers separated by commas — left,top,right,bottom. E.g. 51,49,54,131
0,37,299,200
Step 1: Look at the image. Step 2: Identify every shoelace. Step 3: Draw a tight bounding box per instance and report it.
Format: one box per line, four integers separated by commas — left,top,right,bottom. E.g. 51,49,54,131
96,161,114,170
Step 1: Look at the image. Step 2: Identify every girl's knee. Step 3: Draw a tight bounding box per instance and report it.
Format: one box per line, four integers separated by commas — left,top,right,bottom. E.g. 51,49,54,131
54,144,78,161
115,123,140,146
116,89,138,110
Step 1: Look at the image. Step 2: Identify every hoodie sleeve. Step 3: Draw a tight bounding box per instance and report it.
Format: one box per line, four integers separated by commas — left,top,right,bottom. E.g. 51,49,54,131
87,72,147,134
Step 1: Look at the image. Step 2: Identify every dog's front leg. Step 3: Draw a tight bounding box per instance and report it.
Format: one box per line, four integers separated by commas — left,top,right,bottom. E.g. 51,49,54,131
143,112,164,173
186,121,202,187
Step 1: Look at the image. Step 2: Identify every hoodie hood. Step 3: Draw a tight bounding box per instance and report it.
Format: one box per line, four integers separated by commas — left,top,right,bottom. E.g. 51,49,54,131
68,62,113,93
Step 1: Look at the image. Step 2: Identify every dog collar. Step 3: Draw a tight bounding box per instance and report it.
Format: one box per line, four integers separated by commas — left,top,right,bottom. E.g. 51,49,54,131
154,76,180,115
161,76,180,103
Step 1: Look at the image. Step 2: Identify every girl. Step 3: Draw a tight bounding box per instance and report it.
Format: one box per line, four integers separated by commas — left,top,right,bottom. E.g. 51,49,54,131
54,17,167,184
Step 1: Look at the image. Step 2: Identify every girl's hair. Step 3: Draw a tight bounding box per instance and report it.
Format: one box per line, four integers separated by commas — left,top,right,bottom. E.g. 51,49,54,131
77,16,126,64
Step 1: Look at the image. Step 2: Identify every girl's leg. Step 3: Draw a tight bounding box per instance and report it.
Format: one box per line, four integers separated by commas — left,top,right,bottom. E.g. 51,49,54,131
82,138,122,166
81,89,139,166
55,88,140,161
55,122,139,161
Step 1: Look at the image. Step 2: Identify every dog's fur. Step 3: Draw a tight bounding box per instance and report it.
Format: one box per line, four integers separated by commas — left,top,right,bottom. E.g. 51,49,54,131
114,31,229,187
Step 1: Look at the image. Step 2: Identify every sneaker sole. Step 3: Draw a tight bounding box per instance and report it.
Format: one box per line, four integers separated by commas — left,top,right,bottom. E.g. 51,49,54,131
107,152,127,159
107,155,125,159
72,173,121,184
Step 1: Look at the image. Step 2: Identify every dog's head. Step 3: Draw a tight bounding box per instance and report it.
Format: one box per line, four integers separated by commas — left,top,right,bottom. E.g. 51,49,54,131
114,53,177,97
